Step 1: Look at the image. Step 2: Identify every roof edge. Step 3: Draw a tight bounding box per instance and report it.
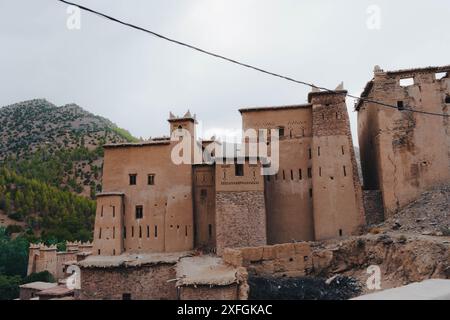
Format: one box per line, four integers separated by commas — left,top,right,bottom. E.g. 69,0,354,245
239,104,312,113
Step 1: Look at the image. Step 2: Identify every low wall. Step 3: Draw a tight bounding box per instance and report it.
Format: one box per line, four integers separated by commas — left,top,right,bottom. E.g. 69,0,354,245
223,242,313,278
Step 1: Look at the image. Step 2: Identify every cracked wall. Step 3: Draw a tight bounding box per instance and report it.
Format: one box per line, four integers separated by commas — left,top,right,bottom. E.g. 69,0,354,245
358,66,450,217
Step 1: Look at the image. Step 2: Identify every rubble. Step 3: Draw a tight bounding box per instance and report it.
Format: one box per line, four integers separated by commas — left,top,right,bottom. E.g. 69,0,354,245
380,184,450,235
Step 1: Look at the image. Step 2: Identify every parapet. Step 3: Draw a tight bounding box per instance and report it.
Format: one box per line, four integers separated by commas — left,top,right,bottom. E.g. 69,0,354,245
308,89,347,104
168,110,198,123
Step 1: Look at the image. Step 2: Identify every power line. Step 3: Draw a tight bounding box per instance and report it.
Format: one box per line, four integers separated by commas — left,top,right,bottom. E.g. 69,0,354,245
57,0,449,118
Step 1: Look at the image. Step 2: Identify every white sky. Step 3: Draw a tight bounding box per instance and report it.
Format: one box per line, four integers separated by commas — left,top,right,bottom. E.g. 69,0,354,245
1,0,449,145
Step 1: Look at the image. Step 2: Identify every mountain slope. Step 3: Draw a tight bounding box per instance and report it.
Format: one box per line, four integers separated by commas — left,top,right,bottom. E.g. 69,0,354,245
0,99,138,197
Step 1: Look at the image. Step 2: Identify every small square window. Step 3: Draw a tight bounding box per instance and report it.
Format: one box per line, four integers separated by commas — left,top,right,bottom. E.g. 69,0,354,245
397,101,405,111
200,189,207,199
399,78,414,87
235,164,244,177
445,95,450,104
135,206,143,219
122,293,131,300
436,72,447,80
129,174,137,185
278,126,285,137
148,174,155,185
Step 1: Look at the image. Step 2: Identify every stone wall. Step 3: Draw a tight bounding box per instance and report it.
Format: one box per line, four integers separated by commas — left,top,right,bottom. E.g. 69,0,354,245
178,284,240,300
215,191,266,255
223,242,313,278
79,263,177,300
363,190,385,226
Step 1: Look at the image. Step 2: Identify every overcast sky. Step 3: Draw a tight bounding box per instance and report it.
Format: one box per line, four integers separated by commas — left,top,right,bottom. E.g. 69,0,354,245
1,0,449,145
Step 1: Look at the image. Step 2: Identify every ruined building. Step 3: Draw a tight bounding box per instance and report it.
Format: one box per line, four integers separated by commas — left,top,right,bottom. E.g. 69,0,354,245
357,65,450,217
92,87,365,258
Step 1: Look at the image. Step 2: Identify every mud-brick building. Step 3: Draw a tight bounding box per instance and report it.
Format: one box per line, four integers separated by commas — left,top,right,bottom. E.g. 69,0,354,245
240,89,365,243
357,65,450,217
92,86,365,259
80,85,365,300
94,113,267,256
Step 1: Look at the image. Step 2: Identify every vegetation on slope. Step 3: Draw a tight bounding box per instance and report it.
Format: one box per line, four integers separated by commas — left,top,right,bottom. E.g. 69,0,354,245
0,99,137,198
0,98,139,242
0,167,95,242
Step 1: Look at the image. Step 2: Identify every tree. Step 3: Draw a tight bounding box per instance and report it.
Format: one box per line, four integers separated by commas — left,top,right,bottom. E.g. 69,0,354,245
4,193,11,215
0,275,21,300
0,228,29,277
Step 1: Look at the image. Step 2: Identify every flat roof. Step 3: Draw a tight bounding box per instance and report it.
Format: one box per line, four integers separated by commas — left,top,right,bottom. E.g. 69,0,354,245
239,103,311,113
176,256,240,287
36,285,73,297
78,251,193,268
19,282,58,291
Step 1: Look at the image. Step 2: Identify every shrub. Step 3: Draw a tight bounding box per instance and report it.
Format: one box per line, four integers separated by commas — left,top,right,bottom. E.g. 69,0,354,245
0,275,21,300
22,271,55,285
